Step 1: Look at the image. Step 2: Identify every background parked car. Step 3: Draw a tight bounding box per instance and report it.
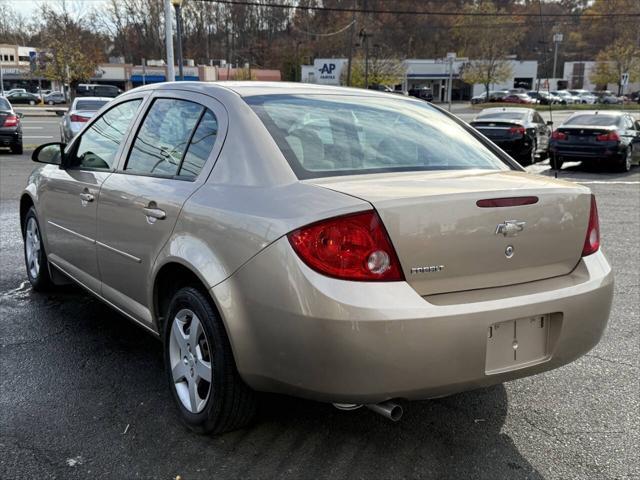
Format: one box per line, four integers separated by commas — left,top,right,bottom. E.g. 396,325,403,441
470,106,551,165
527,91,554,105
43,92,66,105
6,91,41,105
60,97,111,142
1,88,27,97
0,96,23,154
502,93,536,105
551,90,580,104
593,91,622,104
75,83,121,98
568,89,597,104
549,111,640,172
488,90,509,102
408,87,434,102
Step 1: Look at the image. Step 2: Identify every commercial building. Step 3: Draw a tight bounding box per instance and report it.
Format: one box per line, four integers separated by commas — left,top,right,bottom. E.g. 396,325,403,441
403,59,538,101
1,43,281,93
563,61,639,94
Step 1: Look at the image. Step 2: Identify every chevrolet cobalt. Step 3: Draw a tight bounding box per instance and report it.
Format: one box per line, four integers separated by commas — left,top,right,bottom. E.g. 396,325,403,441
21,82,613,434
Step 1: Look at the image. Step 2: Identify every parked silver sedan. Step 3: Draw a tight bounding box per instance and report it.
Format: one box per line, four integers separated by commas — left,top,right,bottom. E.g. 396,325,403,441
22,82,613,434
59,96,110,142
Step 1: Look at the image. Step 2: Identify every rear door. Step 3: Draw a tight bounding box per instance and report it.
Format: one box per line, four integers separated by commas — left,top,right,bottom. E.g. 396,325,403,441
96,90,227,324
532,111,550,151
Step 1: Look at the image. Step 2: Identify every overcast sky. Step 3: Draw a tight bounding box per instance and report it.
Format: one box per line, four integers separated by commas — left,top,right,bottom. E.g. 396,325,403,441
14,0,109,19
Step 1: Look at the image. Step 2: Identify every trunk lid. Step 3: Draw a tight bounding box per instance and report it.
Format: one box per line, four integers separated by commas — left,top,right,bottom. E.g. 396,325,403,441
308,170,591,295
470,120,525,141
556,125,616,144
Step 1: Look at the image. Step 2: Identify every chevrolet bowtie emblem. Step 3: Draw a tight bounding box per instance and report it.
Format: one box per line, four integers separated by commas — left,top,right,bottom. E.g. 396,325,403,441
495,220,526,237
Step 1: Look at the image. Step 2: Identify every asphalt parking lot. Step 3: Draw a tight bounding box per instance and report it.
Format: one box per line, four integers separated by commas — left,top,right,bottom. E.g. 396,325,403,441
1,127,639,479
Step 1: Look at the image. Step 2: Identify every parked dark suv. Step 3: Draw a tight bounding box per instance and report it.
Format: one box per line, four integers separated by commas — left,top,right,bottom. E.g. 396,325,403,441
75,84,121,98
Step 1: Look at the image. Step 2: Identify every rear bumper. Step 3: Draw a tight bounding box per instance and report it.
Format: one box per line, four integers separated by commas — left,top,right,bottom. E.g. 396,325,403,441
214,238,613,404
550,143,625,161
0,131,21,146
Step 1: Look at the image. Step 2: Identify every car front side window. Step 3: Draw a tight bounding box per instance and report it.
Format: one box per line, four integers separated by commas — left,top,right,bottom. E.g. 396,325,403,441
72,99,142,170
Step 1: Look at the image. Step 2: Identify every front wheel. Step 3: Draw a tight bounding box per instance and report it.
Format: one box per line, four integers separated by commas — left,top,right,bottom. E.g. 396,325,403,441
29,100,35,105
164,286,257,434
23,207,53,291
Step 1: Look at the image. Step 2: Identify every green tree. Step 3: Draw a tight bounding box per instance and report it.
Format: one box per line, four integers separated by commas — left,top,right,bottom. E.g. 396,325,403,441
342,56,405,89
454,0,524,99
590,41,640,94
34,4,105,100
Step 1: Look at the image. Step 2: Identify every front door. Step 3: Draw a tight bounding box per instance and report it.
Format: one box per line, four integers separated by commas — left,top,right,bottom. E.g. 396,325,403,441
96,92,224,325
40,99,144,291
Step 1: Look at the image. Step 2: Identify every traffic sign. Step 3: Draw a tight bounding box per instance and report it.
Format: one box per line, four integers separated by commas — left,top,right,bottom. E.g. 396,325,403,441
621,73,629,86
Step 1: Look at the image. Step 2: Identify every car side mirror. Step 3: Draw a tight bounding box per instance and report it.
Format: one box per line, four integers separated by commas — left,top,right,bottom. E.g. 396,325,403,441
546,121,553,126
32,142,66,166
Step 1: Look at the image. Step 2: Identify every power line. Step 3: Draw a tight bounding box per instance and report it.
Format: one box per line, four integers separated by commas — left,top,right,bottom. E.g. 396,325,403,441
291,19,355,37
196,0,640,18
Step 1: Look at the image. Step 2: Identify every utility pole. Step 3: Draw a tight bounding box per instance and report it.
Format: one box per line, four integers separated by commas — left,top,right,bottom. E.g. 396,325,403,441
346,0,356,86
173,0,184,81
142,58,146,86
446,52,456,112
0,61,4,96
359,29,371,89
552,32,563,81
164,0,175,82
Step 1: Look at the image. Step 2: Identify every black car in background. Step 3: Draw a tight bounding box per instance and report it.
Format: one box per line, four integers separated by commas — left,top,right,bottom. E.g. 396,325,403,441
549,111,640,172
6,92,41,105
470,107,551,165
408,87,434,102
0,97,23,154
75,83,121,98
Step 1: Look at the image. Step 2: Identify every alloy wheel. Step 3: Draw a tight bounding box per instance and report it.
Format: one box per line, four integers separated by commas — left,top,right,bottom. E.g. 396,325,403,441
25,217,41,279
169,308,213,414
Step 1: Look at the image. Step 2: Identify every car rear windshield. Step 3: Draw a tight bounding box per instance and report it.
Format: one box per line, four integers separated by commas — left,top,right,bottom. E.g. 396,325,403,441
476,111,526,120
246,94,509,179
0,98,10,110
75,100,108,111
564,115,621,126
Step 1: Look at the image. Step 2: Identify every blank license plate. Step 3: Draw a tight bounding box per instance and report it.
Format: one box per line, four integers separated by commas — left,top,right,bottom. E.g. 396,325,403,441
485,315,550,374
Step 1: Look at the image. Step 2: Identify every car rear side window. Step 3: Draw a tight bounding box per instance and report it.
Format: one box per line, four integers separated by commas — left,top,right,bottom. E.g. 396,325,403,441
73,99,142,170
565,115,620,126
126,98,203,176
247,94,508,179
0,98,10,110
75,100,108,111
179,109,218,178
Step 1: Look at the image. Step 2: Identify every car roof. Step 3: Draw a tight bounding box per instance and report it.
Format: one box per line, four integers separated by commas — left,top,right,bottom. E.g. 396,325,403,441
134,81,416,100
478,107,532,114
567,110,624,117
73,96,112,102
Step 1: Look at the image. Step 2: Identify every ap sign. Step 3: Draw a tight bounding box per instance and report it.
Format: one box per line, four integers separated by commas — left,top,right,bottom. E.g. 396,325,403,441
313,59,348,85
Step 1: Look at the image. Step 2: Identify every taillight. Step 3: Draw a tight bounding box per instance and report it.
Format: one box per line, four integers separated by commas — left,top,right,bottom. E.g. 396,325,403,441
508,126,526,136
595,131,620,142
70,114,89,123
551,130,567,140
582,195,600,257
288,210,404,281
2,115,19,127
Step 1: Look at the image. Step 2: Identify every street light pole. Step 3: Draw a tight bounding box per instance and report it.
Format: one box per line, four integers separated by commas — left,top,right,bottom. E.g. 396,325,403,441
164,0,175,81
173,0,184,81
552,32,563,80
0,62,4,96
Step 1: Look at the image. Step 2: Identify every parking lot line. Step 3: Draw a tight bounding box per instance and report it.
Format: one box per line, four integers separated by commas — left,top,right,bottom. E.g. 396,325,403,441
577,181,640,185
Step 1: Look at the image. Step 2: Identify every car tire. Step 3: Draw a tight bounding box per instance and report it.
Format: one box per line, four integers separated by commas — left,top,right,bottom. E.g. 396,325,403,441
29,100,35,105
47,100,54,105
11,143,23,154
164,286,257,435
618,147,632,173
23,207,54,291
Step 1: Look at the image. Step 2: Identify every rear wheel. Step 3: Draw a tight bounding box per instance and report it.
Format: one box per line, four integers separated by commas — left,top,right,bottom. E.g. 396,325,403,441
23,207,53,291
28,100,35,105
11,143,23,154
618,147,632,172
164,286,257,434
47,100,54,105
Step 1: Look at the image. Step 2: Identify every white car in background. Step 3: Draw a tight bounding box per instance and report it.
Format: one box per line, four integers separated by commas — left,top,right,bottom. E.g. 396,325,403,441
60,97,111,143
568,90,597,104
551,91,579,104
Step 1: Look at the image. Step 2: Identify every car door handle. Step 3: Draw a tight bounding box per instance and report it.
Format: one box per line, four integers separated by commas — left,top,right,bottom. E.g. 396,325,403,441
143,207,166,221
79,192,94,202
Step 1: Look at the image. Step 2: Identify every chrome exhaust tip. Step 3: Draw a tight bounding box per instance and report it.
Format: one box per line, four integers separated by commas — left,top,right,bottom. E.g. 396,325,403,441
332,403,362,411
366,401,403,422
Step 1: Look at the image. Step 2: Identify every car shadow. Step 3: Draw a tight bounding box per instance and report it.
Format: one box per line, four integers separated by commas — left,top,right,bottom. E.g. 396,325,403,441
2,287,544,480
